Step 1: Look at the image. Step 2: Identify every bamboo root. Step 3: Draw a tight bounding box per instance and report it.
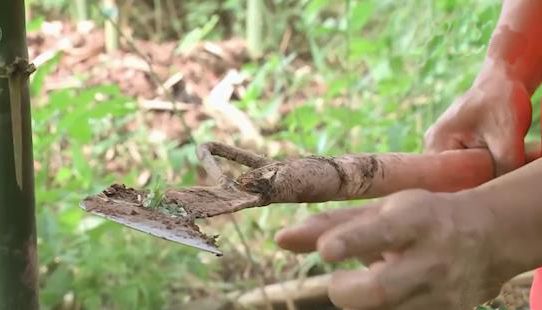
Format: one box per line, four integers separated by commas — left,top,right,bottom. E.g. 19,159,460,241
164,142,539,219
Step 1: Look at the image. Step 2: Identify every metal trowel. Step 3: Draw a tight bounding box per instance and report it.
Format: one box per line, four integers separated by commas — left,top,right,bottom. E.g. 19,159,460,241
80,184,225,256
79,143,273,256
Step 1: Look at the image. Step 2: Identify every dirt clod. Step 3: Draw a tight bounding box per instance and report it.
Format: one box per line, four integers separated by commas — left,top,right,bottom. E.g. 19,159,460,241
83,184,220,250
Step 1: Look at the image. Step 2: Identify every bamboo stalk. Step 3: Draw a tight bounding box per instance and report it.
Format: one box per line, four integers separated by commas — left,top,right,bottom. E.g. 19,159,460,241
103,0,119,53
247,0,264,59
0,0,39,309
153,0,163,40
75,0,89,21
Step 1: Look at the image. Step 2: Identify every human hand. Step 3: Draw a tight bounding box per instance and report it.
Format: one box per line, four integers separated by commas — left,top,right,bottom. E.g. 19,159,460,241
275,190,512,310
424,63,532,176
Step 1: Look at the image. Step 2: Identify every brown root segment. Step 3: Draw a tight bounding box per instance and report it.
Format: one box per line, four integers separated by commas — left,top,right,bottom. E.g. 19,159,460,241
196,142,275,187
235,149,494,204
198,142,273,171
162,144,497,218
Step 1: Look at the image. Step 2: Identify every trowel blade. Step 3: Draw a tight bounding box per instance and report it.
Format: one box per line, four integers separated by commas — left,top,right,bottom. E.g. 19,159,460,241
80,195,222,256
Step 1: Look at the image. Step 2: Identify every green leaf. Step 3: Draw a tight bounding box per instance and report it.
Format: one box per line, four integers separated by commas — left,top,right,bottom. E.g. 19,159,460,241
40,266,74,306
349,1,375,31
304,0,329,24
349,38,380,56
286,104,320,131
27,16,45,32
71,144,93,186
176,15,219,54
54,167,73,185
58,206,84,233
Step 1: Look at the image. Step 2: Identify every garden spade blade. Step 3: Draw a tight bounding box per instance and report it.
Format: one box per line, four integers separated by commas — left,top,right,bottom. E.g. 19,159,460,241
80,185,222,256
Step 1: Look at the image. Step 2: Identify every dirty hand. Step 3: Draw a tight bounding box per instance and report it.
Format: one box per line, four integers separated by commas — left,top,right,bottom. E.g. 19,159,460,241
275,189,510,310
424,63,532,176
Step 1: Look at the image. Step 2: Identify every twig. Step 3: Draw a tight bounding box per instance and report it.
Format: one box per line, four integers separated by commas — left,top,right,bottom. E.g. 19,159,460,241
160,72,184,95
153,0,163,41
204,70,264,147
196,142,273,190
227,274,331,308
138,98,191,111
196,143,230,186
197,142,273,170
279,26,292,54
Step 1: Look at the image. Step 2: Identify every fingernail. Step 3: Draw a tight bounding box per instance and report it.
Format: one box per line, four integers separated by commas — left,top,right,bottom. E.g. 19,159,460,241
321,240,346,261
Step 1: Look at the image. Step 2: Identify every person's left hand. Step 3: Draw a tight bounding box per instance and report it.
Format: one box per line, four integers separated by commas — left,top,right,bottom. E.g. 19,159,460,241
275,189,512,310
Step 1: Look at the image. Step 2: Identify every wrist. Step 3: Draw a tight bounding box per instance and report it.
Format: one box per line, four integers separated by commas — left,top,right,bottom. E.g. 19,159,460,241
449,190,520,280
477,53,541,96
475,59,525,90
464,185,542,279
470,60,533,132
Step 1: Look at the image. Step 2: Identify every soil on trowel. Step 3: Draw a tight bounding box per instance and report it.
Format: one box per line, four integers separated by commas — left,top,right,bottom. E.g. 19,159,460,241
164,185,262,218
82,184,219,248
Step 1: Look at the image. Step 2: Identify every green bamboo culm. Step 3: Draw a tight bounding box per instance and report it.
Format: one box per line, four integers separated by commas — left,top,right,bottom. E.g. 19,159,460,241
247,0,264,59
75,0,89,21
0,0,39,309
103,0,120,53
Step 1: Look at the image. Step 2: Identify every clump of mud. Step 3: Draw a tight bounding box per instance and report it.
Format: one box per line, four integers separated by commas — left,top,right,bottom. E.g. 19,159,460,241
82,184,219,249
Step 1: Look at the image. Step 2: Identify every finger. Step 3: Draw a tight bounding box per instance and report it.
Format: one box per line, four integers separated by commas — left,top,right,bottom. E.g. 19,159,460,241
486,82,532,176
275,206,378,253
328,256,431,309
317,210,416,262
423,129,465,154
485,132,525,176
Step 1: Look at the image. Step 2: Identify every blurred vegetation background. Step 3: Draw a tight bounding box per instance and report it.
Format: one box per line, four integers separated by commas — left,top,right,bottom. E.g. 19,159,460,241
26,0,541,309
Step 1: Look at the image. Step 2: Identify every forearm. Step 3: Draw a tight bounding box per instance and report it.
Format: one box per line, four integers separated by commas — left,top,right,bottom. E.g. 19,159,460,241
469,158,542,275
476,0,542,95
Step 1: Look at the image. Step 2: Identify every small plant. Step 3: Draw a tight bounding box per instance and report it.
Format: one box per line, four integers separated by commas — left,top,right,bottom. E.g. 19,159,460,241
143,178,189,218
143,178,165,210
158,201,189,218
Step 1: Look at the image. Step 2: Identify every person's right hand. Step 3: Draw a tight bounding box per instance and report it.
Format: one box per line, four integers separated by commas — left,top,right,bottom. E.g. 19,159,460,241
424,64,533,176
275,189,514,310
